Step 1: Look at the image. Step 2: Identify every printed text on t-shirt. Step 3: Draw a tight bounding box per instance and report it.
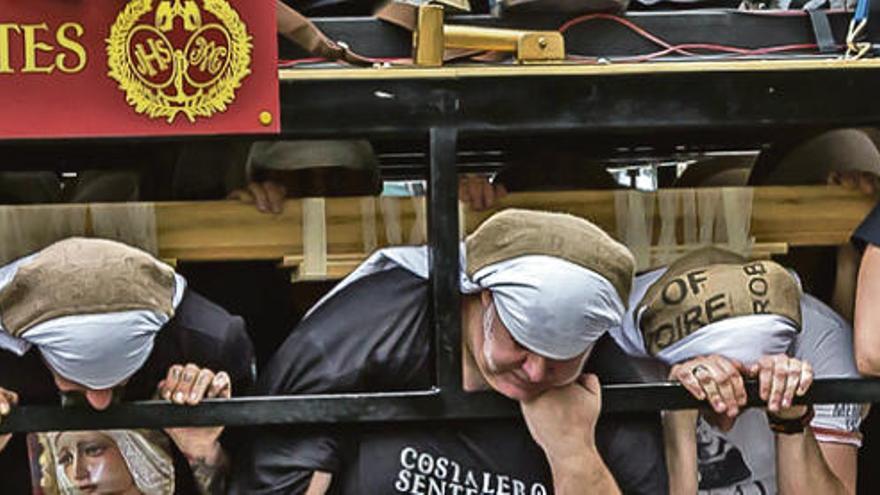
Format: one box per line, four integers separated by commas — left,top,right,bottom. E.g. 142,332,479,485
394,446,550,495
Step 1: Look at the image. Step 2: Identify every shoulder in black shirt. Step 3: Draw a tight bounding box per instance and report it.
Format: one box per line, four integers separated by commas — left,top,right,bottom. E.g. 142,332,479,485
232,268,668,495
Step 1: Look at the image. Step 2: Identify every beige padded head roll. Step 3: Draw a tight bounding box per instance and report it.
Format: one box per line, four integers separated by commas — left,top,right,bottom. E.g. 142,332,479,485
465,208,635,302
0,237,176,336
638,247,802,356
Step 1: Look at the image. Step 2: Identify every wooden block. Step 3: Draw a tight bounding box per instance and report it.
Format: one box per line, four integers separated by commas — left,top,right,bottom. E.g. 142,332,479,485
301,197,328,278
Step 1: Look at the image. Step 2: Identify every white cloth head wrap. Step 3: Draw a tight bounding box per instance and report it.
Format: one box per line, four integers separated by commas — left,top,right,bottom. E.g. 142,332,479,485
0,251,186,390
468,254,624,359
308,245,626,360
611,268,799,365
47,430,175,495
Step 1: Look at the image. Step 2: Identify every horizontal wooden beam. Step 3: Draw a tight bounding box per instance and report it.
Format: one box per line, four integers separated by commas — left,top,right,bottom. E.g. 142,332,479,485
155,186,880,266
464,186,876,248
0,186,873,272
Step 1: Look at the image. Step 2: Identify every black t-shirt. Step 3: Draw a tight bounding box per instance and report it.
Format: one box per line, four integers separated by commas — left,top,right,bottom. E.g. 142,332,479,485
231,267,667,494
0,289,255,494
853,201,880,251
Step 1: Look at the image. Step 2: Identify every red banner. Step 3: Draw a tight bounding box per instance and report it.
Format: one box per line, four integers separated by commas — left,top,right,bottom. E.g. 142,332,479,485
0,0,279,139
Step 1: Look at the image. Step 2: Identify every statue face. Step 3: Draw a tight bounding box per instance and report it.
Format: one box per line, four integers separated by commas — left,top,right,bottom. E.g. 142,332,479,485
55,431,137,494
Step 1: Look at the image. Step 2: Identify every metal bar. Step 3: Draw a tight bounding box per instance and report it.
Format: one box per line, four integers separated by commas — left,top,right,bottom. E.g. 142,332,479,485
1,379,875,433
444,25,525,51
428,125,464,392
278,64,880,146
8,58,878,147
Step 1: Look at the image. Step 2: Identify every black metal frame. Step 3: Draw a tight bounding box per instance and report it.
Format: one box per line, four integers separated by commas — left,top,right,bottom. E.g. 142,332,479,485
3,9,880,432
276,64,880,150
2,112,879,430
4,380,878,433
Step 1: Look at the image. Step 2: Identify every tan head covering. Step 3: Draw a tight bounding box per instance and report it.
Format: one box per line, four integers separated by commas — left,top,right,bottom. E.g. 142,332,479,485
638,247,802,357
464,209,636,359
0,237,175,337
305,209,636,360
0,238,184,389
466,208,635,302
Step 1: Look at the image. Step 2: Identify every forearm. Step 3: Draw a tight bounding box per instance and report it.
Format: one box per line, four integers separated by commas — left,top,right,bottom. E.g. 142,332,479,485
854,244,880,375
776,429,849,495
548,447,621,495
305,471,333,495
185,442,230,495
662,410,699,495
832,244,859,322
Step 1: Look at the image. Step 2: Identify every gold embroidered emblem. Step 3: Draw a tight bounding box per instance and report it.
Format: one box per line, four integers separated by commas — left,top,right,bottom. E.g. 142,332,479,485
107,0,252,123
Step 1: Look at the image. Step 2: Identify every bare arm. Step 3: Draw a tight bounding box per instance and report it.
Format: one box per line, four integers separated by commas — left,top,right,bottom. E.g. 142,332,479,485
521,374,621,495
820,443,858,494
854,244,880,375
662,410,699,495
305,471,333,495
159,365,234,495
747,355,854,495
776,430,854,495
548,447,620,495
662,356,746,495
276,0,300,37
0,388,17,454
187,445,230,495
833,244,860,322
830,169,877,320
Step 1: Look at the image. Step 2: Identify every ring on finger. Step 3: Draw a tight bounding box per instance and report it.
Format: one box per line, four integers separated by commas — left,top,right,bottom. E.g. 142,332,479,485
691,364,710,379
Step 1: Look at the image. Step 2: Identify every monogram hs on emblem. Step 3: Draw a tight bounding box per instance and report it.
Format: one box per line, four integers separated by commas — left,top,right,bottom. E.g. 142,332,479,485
107,0,252,123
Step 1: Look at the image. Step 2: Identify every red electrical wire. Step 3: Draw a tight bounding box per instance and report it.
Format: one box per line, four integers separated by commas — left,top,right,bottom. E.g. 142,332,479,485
749,43,821,54
560,13,698,57
278,56,410,68
278,13,826,68
559,13,824,63
618,43,819,63
278,57,328,67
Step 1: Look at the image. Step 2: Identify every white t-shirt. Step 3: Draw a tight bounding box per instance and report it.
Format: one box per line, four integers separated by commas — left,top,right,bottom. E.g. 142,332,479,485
612,271,865,494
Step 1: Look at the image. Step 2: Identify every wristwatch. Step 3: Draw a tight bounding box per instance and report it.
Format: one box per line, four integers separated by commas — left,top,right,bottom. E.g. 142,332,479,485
767,405,815,435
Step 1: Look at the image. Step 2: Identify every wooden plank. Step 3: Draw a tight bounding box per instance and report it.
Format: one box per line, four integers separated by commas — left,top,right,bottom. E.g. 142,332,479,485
283,254,364,282
0,186,873,266
155,186,877,262
467,186,878,248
